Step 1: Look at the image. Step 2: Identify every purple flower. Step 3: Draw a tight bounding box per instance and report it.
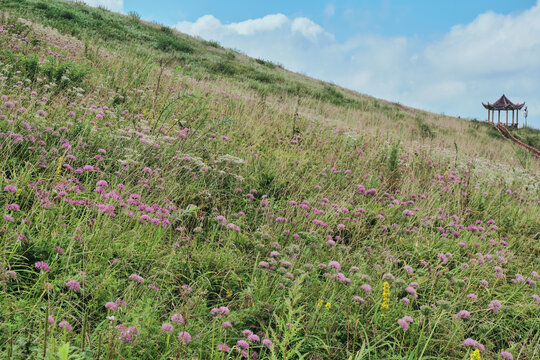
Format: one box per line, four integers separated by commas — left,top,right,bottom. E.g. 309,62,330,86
328,261,341,270
4,185,17,193
222,321,233,328
105,302,118,310
128,274,144,283
117,325,138,343
488,300,502,313
397,318,409,331
66,280,80,292
48,316,55,325
398,316,413,331
35,261,50,272
210,306,230,318
178,331,191,344
237,340,249,350
463,338,485,351
171,314,184,323
218,343,230,353
500,351,513,360
262,338,273,348
455,310,471,320
247,334,260,342
96,180,108,188
161,323,174,334
58,321,72,332
360,284,372,293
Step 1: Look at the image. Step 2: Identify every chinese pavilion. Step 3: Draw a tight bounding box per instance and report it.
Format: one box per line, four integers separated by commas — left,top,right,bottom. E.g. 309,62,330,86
482,94,525,128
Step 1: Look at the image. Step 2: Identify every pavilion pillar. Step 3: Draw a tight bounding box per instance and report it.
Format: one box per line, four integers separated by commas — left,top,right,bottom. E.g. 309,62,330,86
516,110,519,127
487,109,490,123
512,110,515,127
506,110,508,126
498,110,500,124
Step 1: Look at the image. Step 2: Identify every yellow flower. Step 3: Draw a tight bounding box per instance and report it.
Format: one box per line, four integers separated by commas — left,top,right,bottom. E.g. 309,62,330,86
317,300,323,308
55,156,64,181
470,349,481,360
381,281,390,311
325,302,331,310
226,289,233,298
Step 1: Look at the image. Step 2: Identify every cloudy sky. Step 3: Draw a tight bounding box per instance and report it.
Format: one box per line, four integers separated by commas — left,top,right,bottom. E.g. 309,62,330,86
82,0,539,128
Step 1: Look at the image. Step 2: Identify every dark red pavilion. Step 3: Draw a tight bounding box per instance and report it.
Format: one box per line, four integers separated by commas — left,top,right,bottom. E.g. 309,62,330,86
482,94,525,128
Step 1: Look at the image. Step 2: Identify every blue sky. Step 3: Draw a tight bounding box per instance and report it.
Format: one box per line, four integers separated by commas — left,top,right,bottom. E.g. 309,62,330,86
84,0,540,128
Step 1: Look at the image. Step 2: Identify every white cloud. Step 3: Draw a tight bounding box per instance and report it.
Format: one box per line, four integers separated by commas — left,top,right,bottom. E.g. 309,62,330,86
175,2,540,128
324,3,335,17
78,0,123,13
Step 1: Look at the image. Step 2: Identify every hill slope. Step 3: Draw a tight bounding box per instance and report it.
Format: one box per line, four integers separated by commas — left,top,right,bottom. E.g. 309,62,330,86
0,1,539,359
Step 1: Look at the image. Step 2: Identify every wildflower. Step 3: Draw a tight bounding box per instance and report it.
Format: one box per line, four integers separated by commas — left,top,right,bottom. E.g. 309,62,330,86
247,334,260,342
65,280,80,292
55,157,63,181
105,302,117,310
262,338,273,348
48,316,54,325
397,318,408,331
360,284,372,293
488,300,502,313
455,310,471,320
405,286,417,299
470,349,482,360
317,299,323,308
463,338,485,351
222,321,233,328
258,261,270,268
218,343,230,352
467,293,478,301
237,340,249,350
210,306,230,317
58,321,72,332
171,314,184,323
161,323,174,334
328,261,341,270
128,274,144,283
148,283,159,291
35,261,50,272
325,302,331,310
500,351,513,360
403,265,414,274
5,203,20,211
117,325,138,343
532,294,540,304
381,281,390,311
178,331,191,344
3,215,14,223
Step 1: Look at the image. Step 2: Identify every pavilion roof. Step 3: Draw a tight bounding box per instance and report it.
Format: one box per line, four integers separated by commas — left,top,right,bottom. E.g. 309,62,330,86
483,94,525,110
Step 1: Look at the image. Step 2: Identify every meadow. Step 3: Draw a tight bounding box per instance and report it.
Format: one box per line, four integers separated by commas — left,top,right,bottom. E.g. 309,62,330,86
0,1,539,359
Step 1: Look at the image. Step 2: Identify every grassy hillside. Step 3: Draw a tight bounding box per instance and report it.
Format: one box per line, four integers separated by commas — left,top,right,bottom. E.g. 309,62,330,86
0,1,539,359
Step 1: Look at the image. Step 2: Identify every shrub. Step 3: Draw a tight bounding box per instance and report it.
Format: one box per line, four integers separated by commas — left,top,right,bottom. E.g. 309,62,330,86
212,60,236,76
155,34,194,53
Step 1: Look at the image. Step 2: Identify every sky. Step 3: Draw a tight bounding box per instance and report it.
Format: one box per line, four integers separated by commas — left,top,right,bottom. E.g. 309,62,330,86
82,0,540,128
